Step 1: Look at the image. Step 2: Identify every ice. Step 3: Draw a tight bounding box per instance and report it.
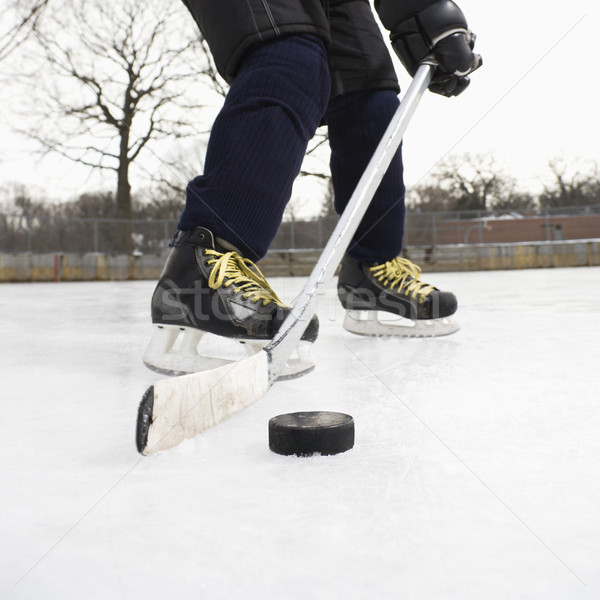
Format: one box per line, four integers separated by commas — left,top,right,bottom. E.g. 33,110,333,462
1,268,600,599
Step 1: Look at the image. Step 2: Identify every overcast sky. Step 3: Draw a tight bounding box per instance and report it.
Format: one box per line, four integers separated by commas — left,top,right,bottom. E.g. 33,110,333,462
399,0,599,192
1,0,598,211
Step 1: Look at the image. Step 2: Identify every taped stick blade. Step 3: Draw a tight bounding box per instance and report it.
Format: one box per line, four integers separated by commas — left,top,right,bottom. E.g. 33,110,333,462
136,350,270,455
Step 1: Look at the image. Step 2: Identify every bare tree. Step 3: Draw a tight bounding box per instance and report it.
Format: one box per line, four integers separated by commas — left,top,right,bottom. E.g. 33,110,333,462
406,182,453,212
0,0,49,62
539,157,600,208
300,127,331,182
6,0,334,246
319,180,336,218
154,139,210,201
410,153,530,213
438,153,507,212
10,0,213,249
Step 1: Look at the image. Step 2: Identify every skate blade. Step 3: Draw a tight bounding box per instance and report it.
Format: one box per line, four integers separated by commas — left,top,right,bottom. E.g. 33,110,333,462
343,310,459,338
143,324,315,380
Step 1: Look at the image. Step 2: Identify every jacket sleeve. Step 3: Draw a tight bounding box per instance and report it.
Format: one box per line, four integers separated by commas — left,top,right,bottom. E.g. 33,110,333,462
374,0,440,32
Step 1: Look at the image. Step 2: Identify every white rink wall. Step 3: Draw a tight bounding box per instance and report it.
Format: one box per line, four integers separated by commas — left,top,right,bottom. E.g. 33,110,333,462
1,239,599,282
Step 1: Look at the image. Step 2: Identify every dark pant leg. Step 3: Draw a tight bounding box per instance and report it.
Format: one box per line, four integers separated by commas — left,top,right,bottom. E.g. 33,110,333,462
324,0,405,263
178,35,330,261
324,89,406,263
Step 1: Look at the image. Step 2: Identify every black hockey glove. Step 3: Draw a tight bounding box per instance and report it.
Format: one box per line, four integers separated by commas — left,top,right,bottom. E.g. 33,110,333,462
390,0,482,97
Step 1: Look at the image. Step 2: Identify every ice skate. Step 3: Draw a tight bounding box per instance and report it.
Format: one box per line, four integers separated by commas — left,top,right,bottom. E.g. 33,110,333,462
143,227,318,380
337,255,459,337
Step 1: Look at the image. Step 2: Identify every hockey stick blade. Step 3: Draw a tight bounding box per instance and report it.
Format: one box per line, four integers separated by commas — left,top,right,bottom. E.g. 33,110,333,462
135,64,433,455
137,350,269,455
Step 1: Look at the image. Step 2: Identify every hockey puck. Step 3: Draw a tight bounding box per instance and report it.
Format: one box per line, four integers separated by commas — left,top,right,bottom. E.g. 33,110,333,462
269,411,354,457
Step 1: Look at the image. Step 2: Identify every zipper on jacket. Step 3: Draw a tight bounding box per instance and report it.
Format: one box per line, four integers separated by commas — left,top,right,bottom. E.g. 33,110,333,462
261,0,281,36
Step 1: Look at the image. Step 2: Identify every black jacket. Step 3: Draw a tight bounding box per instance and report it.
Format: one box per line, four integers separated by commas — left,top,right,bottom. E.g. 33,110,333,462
182,0,438,93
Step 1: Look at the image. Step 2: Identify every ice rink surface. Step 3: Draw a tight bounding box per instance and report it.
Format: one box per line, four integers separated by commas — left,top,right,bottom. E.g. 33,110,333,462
1,266,600,599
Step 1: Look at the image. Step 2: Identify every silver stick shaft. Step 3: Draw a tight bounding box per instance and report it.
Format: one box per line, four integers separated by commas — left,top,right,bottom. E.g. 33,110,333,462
267,64,434,383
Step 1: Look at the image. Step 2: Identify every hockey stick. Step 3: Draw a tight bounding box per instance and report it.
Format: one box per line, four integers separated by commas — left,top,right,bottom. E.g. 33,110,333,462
136,63,434,455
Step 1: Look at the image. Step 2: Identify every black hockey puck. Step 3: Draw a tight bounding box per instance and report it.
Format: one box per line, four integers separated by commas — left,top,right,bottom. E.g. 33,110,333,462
268,411,354,457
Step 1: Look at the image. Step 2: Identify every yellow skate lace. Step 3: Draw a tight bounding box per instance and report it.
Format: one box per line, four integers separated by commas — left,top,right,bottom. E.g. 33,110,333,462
204,249,286,307
369,257,435,303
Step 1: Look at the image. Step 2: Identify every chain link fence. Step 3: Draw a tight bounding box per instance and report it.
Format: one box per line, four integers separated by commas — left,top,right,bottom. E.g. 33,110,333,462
0,217,178,254
1,205,599,254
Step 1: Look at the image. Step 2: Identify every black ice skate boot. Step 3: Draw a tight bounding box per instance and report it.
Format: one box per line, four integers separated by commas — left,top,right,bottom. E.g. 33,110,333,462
143,227,318,379
337,254,459,337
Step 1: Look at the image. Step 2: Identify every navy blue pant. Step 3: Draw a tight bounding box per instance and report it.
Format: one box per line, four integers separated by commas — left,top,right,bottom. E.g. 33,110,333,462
178,35,405,264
